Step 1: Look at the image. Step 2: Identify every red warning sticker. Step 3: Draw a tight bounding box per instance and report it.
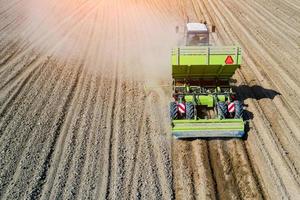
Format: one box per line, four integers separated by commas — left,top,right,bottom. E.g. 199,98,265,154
225,55,234,64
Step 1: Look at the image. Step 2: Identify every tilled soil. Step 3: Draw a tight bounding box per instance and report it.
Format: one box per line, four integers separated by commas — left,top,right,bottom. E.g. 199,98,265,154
0,0,299,199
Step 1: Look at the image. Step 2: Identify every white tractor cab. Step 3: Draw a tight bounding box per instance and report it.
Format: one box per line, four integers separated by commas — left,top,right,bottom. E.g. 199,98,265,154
186,22,215,46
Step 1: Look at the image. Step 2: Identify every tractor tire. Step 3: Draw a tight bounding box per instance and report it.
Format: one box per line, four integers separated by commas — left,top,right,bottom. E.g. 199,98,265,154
234,100,244,118
186,102,194,119
170,102,178,119
217,102,228,119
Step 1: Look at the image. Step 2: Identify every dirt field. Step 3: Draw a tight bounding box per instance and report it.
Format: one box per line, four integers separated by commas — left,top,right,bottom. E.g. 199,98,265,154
0,0,299,199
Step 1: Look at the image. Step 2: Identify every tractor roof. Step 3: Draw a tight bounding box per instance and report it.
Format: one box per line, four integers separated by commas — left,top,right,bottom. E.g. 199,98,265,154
186,23,208,34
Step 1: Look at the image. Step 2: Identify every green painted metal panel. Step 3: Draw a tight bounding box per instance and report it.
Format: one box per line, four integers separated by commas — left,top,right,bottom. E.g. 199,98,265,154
172,119,244,131
173,119,244,123
217,95,226,102
185,95,194,102
172,65,240,79
184,95,214,107
172,46,242,79
198,96,214,107
172,130,244,138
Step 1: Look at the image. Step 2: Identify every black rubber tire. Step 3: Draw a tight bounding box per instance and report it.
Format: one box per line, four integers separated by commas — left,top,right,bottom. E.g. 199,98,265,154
217,102,228,119
170,102,178,119
186,102,194,119
234,100,244,118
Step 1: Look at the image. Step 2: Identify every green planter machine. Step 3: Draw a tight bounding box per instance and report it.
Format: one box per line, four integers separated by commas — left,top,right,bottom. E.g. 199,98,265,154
170,23,245,138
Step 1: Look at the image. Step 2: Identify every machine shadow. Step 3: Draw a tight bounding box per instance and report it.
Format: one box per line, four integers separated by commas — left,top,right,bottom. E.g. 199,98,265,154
232,84,281,102
241,110,253,140
235,84,281,140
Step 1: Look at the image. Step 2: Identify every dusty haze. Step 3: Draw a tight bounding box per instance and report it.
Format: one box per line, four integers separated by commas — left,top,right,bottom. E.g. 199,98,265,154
19,0,182,81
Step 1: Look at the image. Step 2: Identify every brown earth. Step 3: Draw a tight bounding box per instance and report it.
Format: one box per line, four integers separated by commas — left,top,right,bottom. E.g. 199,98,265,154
0,0,299,199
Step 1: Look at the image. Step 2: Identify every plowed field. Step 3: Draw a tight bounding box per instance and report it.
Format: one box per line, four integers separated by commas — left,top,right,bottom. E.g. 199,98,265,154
0,0,299,199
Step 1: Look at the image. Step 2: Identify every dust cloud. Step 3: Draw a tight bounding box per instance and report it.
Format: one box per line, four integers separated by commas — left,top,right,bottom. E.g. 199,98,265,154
20,0,182,82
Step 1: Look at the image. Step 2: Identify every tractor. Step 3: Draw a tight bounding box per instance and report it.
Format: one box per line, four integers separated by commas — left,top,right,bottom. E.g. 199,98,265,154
170,23,245,138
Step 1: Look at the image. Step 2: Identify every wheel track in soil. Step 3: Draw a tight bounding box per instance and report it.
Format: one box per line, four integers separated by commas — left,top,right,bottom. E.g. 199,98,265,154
96,3,120,198
103,2,124,197
55,73,93,200
126,99,148,199
74,76,106,200
173,112,262,199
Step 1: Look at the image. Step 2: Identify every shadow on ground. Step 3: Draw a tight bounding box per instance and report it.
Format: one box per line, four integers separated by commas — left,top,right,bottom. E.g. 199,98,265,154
234,84,281,140
233,85,281,101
